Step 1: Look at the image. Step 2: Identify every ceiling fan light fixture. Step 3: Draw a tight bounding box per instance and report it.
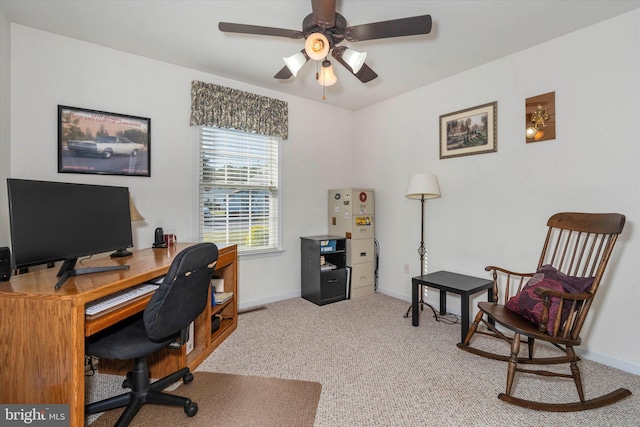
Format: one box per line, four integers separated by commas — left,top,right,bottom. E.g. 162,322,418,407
317,60,337,86
341,48,367,73
283,51,307,76
305,32,330,60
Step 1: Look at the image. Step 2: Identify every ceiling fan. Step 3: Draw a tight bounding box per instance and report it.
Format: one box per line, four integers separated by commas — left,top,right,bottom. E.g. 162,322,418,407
218,0,432,86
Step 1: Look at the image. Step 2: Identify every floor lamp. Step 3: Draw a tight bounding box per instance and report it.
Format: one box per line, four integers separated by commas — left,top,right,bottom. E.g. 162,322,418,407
403,173,441,318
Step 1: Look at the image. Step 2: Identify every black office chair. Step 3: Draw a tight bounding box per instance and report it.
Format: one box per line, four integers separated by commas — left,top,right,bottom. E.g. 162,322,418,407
85,242,219,426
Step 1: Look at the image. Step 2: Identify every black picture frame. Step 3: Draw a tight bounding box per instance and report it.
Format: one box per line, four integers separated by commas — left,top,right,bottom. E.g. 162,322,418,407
58,105,151,177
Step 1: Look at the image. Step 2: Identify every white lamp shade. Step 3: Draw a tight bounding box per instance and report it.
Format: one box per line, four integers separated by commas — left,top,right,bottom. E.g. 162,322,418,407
283,51,307,76
406,174,441,200
305,33,330,60
317,60,337,86
342,48,367,73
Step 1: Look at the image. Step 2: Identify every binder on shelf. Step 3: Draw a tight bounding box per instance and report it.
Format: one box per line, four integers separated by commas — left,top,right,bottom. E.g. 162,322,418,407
320,239,337,253
346,266,352,299
211,277,224,305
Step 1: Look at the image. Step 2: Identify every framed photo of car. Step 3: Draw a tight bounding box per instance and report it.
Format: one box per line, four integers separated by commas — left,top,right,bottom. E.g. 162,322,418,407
58,105,151,177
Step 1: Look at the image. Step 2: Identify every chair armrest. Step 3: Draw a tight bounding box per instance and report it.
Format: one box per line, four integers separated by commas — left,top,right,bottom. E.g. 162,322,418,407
534,287,593,335
485,265,535,277
484,266,536,304
534,287,593,302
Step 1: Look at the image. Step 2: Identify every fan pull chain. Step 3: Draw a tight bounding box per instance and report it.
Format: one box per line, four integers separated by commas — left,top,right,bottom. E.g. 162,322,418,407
321,57,327,100
314,61,327,100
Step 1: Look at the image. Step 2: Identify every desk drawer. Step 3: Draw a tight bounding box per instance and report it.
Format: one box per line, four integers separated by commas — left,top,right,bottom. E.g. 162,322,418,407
217,247,236,269
320,269,347,304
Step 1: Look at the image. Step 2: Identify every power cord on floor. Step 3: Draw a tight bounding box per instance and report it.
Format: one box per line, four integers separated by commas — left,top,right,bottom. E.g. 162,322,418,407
404,300,460,325
433,311,460,325
374,239,380,291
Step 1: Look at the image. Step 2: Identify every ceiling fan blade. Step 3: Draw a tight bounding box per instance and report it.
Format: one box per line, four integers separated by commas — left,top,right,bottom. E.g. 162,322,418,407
331,48,378,83
345,15,432,42
219,22,304,39
274,66,293,79
352,63,378,84
311,0,336,28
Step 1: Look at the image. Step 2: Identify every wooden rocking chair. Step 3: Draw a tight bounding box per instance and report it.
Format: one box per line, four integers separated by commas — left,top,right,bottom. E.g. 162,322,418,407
457,212,631,411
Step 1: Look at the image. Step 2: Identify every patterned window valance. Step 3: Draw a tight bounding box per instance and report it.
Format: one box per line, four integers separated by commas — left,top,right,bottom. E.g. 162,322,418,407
190,80,288,140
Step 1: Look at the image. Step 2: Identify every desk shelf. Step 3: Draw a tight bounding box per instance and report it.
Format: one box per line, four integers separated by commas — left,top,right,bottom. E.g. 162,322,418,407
211,299,234,341
85,294,152,336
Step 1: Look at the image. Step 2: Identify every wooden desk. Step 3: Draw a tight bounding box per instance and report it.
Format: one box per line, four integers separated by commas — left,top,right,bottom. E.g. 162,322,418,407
0,243,237,427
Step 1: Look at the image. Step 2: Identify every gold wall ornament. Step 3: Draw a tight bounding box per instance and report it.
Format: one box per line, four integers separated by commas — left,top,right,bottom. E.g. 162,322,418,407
531,105,550,128
525,92,556,143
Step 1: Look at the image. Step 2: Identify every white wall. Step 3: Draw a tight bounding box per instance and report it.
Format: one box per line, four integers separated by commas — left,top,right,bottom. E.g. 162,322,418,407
3,23,356,308
0,4,11,244
355,10,640,374
2,9,638,375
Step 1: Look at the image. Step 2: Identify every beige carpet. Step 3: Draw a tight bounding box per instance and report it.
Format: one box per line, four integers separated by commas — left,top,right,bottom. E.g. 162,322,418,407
89,372,322,427
87,294,640,426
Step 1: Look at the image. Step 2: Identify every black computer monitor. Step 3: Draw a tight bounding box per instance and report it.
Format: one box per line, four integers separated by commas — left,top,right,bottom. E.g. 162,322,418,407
7,178,133,289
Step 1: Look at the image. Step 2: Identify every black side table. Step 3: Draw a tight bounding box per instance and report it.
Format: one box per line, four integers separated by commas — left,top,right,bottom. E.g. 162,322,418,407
412,271,493,343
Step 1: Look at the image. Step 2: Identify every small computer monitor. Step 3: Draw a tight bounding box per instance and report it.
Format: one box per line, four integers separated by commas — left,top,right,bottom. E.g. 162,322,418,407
7,178,133,288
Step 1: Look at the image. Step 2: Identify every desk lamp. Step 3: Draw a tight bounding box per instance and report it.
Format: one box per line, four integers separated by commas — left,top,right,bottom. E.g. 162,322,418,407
403,173,441,317
111,193,145,258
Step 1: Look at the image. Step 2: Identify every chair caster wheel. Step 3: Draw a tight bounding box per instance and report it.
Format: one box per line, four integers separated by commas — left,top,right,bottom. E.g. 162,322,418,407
122,372,133,389
183,372,194,384
184,400,198,417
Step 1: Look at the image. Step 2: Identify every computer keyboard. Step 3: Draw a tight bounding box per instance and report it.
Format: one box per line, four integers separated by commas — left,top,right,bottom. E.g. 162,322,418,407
85,283,160,315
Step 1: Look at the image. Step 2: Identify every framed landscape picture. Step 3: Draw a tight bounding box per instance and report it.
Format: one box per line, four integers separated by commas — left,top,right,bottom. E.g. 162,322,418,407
439,101,497,159
58,105,151,177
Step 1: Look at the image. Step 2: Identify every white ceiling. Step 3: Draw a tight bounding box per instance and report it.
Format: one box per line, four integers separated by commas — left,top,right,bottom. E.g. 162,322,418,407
3,1,639,110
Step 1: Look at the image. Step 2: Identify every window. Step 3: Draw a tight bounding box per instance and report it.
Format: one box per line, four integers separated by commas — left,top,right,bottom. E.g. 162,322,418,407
197,126,281,254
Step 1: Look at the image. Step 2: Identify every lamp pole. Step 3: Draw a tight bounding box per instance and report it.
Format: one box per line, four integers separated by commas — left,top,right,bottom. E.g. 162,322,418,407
404,195,436,317
418,194,427,276
403,173,441,318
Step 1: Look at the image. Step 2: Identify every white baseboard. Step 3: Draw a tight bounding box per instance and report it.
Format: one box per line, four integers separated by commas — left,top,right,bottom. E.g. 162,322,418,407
238,291,301,312
576,348,640,376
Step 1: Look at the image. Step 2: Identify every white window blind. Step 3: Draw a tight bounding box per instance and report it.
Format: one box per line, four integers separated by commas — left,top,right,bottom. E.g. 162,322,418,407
198,126,280,254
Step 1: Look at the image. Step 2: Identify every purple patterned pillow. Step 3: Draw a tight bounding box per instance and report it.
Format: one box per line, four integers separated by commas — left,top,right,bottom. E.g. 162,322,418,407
538,265,594,294
504,265,594,334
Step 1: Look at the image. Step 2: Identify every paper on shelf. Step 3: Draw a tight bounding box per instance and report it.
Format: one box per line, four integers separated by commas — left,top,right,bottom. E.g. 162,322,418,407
214,292,233,304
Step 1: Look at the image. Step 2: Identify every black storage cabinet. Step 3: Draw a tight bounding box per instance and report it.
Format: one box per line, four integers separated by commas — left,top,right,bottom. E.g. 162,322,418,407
301,236,348,305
